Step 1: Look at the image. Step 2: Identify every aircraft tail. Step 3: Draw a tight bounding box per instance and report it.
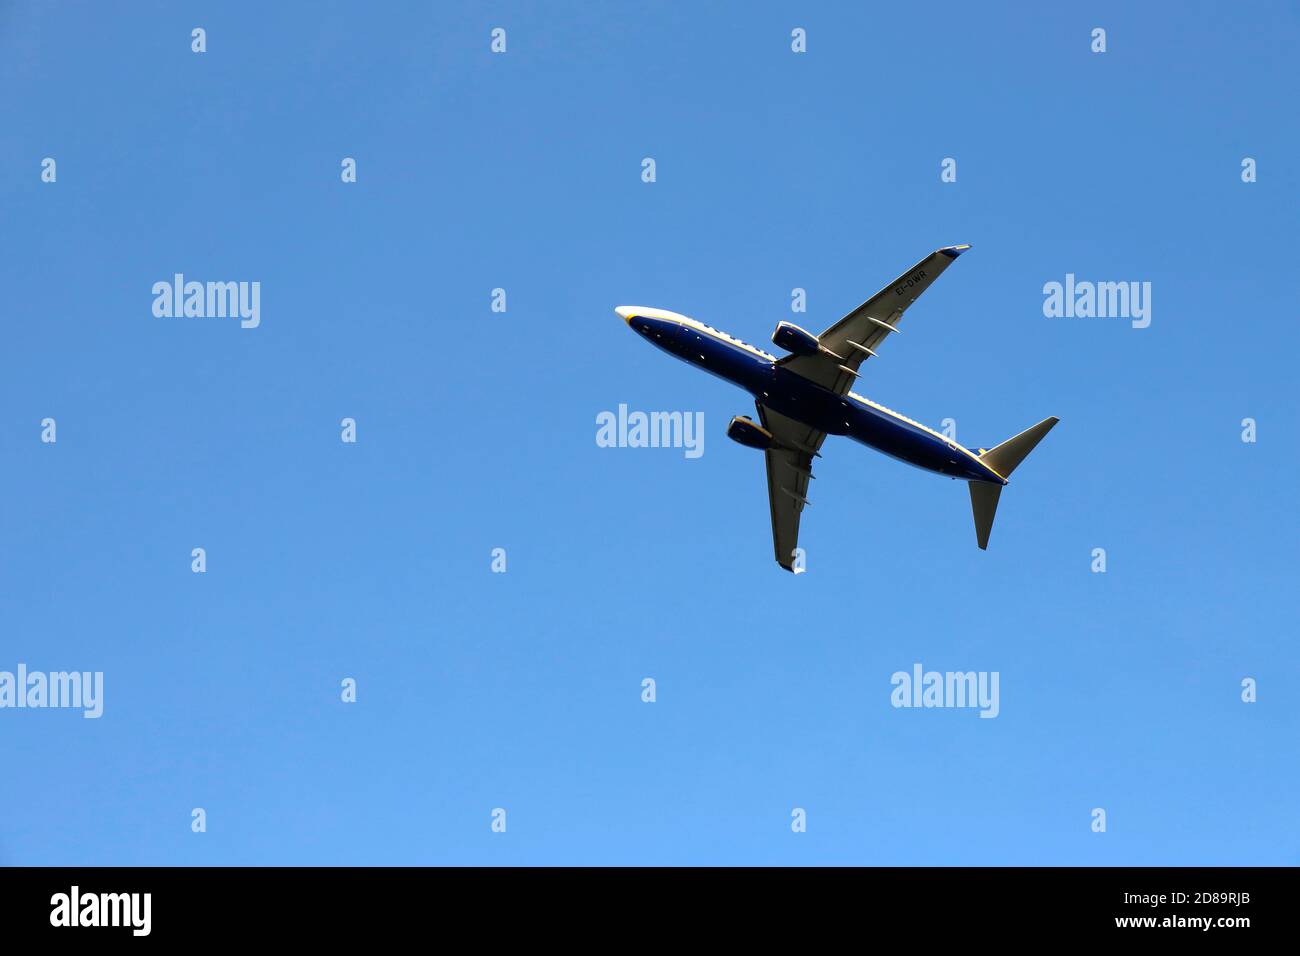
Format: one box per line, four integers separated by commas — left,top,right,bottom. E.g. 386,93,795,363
968,416,1059,550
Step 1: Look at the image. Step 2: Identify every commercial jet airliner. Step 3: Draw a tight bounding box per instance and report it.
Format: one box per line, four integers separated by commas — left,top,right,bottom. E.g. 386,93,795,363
616,245,1058,571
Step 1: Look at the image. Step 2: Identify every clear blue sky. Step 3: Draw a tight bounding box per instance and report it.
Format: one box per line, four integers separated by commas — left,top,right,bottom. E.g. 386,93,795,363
2,1,1296,865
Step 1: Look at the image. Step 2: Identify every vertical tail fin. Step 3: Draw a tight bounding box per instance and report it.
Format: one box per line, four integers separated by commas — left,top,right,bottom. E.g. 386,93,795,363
969,416,1058,549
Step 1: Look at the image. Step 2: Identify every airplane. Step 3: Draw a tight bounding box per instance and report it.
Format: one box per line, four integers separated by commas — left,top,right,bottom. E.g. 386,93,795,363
615,245,1058,572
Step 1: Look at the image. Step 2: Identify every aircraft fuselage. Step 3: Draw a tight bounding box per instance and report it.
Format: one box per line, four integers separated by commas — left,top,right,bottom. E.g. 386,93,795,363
624,310,1005,485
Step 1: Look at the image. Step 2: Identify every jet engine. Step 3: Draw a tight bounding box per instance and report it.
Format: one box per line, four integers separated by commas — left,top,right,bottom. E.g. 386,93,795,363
726,415,774,450
772,321,821,357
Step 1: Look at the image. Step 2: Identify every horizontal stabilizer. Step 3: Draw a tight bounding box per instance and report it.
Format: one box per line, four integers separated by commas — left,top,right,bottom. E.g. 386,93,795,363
979,416,1059,480
968,416,1058,549
969,482,1002,550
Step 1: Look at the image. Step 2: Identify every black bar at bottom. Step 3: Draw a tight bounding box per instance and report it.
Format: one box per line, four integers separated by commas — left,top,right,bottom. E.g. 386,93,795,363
0,866,1281,941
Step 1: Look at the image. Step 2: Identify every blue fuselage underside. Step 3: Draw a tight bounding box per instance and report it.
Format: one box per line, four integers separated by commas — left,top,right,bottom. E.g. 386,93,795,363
630,316,1003,484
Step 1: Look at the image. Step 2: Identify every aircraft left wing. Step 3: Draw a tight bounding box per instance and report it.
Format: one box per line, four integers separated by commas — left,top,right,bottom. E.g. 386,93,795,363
757,403,827,572
779,244,971,394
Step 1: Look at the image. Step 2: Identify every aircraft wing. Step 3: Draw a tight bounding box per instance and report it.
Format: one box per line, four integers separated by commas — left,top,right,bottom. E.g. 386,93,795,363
757,403,827,572
778,244,971,394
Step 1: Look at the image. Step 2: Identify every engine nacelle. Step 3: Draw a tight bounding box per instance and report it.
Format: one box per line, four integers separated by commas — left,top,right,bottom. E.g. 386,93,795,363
772,321,821,357
726,416,774,450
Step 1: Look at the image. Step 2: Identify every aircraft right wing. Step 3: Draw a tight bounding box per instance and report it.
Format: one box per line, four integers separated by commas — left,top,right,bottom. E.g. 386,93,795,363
778,244,971,394
757,403,827,572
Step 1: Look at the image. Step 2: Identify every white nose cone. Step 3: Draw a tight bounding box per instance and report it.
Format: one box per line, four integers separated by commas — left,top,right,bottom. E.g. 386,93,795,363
614,305,692,324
